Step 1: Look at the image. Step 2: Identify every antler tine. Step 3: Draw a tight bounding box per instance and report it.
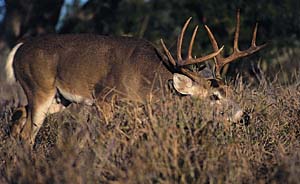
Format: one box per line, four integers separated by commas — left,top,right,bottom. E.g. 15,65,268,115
204,25,219,52
160,39,177,66
233,9,241,52
187,25,199,59
204,25,224,72
177,17,192,62
251,23,258,47
250,23,267,50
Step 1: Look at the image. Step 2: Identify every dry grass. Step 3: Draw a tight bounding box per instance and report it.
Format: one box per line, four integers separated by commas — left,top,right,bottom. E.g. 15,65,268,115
0,76,300,184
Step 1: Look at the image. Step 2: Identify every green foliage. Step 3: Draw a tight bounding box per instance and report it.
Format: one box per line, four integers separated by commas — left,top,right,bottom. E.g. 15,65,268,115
59,0,299,50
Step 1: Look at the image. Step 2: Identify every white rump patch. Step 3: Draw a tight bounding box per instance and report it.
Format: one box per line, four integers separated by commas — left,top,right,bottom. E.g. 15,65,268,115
5,43,23,84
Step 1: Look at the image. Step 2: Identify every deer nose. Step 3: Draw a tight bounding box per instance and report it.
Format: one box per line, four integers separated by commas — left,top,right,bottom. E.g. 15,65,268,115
240,112,250,126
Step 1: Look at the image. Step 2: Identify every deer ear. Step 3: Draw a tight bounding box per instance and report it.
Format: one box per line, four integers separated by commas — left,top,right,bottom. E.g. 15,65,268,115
173,73,195,95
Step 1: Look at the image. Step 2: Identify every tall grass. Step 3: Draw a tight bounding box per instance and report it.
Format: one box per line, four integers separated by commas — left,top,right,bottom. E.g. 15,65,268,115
0,74,300,183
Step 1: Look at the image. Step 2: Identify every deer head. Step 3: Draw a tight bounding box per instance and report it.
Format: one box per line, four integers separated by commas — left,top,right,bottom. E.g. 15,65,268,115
161,10,266,123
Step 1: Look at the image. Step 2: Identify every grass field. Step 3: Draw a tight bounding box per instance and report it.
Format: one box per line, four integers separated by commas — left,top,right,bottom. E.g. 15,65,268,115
0,67,300,183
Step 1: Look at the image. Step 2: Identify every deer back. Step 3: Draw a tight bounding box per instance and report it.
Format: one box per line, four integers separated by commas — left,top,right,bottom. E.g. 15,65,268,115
13,34,172,103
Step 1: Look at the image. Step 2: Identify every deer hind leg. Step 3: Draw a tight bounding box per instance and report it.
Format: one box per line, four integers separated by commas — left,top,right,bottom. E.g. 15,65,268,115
10,106,27,138
20,90,56,145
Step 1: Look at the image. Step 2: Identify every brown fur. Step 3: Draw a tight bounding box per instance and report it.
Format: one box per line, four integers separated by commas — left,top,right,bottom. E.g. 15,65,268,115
12,34,172,144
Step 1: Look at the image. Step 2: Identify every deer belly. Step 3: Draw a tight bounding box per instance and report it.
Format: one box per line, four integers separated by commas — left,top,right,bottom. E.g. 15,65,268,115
57,87,93,105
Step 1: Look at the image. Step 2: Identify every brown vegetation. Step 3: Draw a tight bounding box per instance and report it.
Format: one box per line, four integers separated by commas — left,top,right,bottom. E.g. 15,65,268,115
0,73,299,183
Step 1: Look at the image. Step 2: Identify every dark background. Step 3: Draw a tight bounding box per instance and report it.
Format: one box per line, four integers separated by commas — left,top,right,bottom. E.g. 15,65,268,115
0,0,299,82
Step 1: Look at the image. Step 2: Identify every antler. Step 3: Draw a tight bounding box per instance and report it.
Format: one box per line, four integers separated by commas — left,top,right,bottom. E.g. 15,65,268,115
160,17,224,70
205,9,267,78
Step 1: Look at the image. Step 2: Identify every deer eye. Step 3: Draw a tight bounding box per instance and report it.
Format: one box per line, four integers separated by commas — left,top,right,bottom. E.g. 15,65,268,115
210,94,220,101
209,79,220,88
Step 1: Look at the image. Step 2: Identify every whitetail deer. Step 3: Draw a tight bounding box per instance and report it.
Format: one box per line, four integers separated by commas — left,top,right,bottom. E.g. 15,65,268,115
5,10,265,145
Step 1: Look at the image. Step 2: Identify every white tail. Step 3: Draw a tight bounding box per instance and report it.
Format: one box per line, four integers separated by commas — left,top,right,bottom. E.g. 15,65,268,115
5,43,23,84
